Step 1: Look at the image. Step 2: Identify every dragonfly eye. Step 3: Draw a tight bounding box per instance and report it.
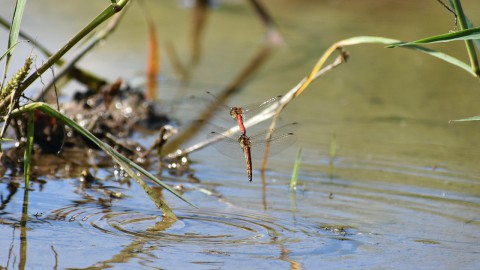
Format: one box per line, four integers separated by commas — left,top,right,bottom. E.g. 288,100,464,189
230,107,241,118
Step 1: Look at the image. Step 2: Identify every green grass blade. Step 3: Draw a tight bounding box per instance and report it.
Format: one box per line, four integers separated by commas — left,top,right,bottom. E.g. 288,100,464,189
7,0,26,58
24,111,34,188
0,43,20,62
461,10,480,49
329,131,337,162
389,0,480,76
339,36,475,77
1,0,27,90
447,0,480,48
404,44,475,76
290,146,302,190
14,0,130,98
329,131,336,179
450,0,480,77
389,27,480,46
451,115,480,122
8,102,195,215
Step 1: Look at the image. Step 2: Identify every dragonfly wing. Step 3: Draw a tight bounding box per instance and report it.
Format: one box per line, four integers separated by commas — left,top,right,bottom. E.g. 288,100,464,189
207,122,299,159
248,122,300,142
242,95,282,118
199,91,235,122
247,122,299,157
248,132,297,158
207,132,245,158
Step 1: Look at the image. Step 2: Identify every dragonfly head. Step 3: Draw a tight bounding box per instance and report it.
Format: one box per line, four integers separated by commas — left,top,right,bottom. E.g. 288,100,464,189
230,107,242,119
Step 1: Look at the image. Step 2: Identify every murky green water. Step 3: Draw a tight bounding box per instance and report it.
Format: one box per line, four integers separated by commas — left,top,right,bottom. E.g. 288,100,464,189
1,1,480,269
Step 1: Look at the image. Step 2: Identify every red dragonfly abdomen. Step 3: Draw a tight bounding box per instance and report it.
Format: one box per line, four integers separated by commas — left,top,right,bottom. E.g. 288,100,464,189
239,134,253,181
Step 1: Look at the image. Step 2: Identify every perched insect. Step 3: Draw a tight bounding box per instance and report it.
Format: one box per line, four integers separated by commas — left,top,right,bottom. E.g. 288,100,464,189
209,122,299,182
206,91,281,135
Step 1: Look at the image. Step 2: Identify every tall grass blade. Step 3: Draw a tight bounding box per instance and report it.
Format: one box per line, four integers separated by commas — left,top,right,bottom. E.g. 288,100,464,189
392,1,479,76
24,111,34,187
7,0,26,56
1,0,27,90
329,131,337,162
0,16,55,60
290,146,302,190
329,131,336,179
446,0,480,48
0,43,20,62
145,11,159,101
12,0,131,99
449,0,480,76
340,36,475,77
389,27,480,45
451,115,480,122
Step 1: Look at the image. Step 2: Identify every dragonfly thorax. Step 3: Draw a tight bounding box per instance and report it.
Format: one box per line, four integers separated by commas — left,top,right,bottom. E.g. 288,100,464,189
238,134,251,149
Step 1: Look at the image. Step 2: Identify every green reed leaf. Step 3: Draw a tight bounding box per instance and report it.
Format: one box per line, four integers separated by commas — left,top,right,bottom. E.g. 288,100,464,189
290,146,302,190
24,110,33,187
7,0,26,58
339,36,475,77
389,27,480,46
451,115,480,122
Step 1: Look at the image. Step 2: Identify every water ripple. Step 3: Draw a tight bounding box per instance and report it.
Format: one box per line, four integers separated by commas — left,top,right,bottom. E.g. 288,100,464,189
42,204,360,250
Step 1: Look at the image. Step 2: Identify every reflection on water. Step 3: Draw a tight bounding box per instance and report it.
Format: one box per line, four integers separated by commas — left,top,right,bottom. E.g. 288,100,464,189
1,0,480,269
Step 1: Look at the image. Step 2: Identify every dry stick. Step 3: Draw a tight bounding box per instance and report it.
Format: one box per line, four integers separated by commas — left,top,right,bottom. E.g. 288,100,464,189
35,7,127,102
248,0,274,28
145,17,159,101
162,44,273,157
137,0,160,101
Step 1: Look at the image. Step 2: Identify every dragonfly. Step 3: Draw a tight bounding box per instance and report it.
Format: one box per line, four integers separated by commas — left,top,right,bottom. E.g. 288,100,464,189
205,91,281,135
209,122,299,182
